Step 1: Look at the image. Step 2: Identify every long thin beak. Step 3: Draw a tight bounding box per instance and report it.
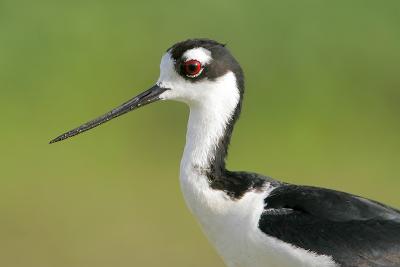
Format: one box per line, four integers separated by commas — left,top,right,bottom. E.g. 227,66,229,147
49,85,169,144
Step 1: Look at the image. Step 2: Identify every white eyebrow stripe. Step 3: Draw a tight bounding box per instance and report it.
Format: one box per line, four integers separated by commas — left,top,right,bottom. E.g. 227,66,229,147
182,47,212,64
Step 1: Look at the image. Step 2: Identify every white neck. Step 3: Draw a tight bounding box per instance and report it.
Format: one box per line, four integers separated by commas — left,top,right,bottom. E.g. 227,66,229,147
177,71,241,219
180,72,240,173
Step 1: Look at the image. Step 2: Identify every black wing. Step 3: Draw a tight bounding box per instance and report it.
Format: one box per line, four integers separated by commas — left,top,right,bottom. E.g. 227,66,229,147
259,184,400,267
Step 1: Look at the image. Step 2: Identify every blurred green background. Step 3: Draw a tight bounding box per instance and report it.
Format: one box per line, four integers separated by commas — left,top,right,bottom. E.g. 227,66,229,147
1,0,400,266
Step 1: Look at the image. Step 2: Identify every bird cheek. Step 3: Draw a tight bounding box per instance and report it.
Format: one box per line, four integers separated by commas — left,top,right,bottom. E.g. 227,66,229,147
158,89,175,100
159,88,185,102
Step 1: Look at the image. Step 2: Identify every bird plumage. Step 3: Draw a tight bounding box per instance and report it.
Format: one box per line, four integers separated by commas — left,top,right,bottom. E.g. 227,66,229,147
260,183,400,267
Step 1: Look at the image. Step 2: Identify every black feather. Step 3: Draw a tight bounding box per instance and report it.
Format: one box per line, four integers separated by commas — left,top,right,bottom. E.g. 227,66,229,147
259,184,400,267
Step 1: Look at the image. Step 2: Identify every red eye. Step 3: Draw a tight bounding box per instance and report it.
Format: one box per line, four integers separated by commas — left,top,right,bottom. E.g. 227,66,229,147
183,59,202,77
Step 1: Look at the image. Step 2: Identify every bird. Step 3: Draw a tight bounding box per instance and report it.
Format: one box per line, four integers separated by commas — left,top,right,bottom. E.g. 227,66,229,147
50,39,400,267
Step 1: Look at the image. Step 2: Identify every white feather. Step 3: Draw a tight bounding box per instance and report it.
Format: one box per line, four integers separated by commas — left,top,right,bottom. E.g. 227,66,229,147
182,47,212,64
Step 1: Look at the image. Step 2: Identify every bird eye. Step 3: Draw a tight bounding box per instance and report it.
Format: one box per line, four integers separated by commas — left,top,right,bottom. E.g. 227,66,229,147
183,59,203,77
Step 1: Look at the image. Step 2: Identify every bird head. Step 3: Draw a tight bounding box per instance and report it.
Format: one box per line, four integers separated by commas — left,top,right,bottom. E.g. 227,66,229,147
50,39,243,144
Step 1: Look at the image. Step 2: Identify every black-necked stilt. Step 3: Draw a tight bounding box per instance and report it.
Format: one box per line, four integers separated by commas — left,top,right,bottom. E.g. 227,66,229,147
50,39,400,267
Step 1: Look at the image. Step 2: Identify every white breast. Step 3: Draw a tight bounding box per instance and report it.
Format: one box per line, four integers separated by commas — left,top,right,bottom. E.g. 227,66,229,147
179,168,338,267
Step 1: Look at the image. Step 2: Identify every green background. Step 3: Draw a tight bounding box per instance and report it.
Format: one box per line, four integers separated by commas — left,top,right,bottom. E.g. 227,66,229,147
1,1,400,266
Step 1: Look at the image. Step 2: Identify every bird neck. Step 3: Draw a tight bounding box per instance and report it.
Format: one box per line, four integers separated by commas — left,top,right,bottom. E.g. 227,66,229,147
181,85,242,178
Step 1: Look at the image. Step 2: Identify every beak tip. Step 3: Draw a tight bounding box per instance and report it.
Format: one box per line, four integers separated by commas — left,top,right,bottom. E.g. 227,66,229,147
49,136,63,144
49,138,57,144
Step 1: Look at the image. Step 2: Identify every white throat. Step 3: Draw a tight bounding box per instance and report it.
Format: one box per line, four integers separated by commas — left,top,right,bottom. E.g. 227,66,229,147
180,71,240,172
157,52,241,184
170,70,241,222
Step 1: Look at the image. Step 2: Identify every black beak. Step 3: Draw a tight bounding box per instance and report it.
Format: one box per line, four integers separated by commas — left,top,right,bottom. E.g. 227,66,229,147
50,85,169,144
